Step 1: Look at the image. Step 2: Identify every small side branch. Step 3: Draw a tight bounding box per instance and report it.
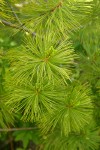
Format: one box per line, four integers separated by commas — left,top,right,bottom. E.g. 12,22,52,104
7,1,22,25
0,127,36,132
0,19,36,36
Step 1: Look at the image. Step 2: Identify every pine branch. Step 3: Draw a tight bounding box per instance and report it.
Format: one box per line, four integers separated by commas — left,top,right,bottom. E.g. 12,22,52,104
51,1,63,12
7,2,22,25
0,127,36,132
0,19,36,36
1,0,34,35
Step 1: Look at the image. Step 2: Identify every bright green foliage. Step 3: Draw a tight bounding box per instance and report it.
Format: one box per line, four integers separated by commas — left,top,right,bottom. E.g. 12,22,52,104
0,0,100,149
6,35,76,84
6,80,62,121
39,83,93,135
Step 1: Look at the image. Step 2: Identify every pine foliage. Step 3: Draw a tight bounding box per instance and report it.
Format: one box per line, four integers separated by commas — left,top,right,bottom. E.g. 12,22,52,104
6,35,76,84
0,0,100,149
39,83,93,136
43,126,100,150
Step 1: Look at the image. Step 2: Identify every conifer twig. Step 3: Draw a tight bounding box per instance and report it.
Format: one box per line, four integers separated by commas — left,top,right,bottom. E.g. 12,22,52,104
0,19,36,36
6,1,37,36
0,127,36,132
7,1,22,25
